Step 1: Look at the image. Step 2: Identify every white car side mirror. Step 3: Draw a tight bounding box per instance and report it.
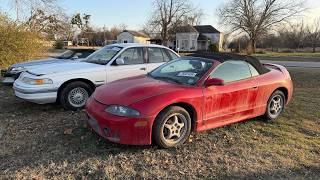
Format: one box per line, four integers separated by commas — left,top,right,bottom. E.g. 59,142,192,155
71,56,79,60
116,58,125,65
72,53,82,59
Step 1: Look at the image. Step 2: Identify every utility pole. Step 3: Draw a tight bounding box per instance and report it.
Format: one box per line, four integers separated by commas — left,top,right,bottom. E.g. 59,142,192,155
103,25,106,45
14,0,19,21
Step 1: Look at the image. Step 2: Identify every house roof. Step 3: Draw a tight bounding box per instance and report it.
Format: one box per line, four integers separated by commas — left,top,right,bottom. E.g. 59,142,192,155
122,30,149,38
176,25,198,33
193,25,220,34
176,25,221,34
197,34,210,41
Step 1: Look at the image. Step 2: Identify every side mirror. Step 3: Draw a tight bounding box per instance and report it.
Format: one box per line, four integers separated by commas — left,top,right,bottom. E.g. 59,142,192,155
72,53,82,60
71,56,79,60
205,78,224,87
116,58,125,65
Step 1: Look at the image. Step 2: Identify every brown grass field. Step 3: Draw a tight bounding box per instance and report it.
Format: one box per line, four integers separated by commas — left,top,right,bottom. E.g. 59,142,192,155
0,68,319,179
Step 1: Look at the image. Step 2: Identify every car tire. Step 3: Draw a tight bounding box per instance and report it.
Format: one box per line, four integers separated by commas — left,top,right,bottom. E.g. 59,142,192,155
264,90,286,121
59,81,93,111
153,106,192,148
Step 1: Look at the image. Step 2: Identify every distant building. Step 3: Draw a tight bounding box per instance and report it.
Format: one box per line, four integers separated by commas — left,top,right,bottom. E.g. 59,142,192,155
63,40,73,46
175,25,224,52
117,30,150,44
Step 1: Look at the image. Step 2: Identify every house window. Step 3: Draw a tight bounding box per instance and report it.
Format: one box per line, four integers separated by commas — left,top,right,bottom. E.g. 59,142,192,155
181,40,188,50
123,40,128,43
191,40,196,50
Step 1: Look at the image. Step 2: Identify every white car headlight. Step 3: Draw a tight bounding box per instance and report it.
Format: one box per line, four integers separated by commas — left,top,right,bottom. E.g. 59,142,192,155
22,77,53,85
11,67,26,72
105,105,140,117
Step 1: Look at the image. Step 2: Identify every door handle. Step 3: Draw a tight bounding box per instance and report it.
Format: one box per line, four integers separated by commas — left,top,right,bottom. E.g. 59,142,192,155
252,86,258,89
140,67,146,71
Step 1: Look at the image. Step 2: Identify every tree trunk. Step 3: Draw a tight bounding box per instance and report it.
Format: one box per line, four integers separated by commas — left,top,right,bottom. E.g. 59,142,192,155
312,43,316,53
247,38,256,55
162,25,168,46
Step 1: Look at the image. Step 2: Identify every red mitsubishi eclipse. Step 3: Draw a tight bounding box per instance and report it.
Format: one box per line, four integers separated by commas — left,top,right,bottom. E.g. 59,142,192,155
86,53,293,148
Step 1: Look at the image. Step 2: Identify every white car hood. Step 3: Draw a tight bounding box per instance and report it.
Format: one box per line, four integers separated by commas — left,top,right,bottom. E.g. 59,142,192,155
27,61,103,76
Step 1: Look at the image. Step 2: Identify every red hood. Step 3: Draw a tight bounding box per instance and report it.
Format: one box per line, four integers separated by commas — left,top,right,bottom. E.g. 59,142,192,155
93,75,183,105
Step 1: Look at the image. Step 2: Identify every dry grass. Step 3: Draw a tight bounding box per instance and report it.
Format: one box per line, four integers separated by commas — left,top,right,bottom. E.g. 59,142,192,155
0,68,319,179
252,52,320,57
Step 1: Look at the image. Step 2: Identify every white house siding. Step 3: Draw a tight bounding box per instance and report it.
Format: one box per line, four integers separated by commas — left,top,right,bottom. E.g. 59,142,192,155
117,32,150,44
133,36,150,44
202,33,224,51
218,33,224,50
117,32,134,43
176,33,199,52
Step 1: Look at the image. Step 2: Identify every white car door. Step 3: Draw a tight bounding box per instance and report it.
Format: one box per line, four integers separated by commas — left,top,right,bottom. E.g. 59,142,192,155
146,47,176,72
106,47,147,83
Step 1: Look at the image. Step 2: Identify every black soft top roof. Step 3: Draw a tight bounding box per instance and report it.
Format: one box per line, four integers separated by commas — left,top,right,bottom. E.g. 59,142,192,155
186,53,270,74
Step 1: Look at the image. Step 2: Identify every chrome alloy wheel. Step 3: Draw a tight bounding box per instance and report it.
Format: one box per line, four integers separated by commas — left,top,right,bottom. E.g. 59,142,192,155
67,87,89,108
161,113,187,144
268,94,284,118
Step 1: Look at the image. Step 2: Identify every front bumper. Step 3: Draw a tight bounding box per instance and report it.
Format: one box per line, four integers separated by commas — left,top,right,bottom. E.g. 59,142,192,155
1,69,22,85
85,97,154,145
13,79,58,104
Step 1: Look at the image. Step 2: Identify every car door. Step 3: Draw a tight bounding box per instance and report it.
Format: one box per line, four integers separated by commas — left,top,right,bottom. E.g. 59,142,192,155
106,47,147,83
146,48,172,72
203,61,258,127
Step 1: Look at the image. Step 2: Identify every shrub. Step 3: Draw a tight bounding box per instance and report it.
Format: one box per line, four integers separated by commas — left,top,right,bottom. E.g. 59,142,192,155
54,40,65,49
0,14,47,69
256,50,266,54
208,43,219,53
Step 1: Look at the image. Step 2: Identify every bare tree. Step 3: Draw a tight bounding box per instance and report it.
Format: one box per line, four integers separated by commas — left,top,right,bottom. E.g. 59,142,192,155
11,0,58,21
219,0,306,54
147,0,199,46
277,22,307,50
183,9,204,26
71,13,91,32
306,18,320,53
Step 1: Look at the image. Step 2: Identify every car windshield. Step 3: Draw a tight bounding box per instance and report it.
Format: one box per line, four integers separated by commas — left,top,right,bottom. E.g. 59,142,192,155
84,46,122,65
56,50,75,59
149,58,213,85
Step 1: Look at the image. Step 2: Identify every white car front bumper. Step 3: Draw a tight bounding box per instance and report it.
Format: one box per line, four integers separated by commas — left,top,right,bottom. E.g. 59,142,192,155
13,78,58,104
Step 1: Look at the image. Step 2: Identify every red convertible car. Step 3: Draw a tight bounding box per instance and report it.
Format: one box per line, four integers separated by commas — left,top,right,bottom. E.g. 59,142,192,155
86,53,293,148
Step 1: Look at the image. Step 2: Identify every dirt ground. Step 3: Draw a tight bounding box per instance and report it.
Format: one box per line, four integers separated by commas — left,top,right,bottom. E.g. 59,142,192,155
0,68,319,179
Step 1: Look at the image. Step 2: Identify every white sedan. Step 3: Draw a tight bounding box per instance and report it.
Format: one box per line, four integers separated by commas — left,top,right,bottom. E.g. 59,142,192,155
13,43,179,110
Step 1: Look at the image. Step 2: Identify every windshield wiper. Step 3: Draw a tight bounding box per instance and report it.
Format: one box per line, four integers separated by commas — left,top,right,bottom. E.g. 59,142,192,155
152,76,182,84
85,59,106,65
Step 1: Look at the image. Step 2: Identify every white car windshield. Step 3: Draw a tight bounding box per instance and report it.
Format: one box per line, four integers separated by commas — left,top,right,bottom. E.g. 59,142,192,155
56,50,74,59
85,46,122,65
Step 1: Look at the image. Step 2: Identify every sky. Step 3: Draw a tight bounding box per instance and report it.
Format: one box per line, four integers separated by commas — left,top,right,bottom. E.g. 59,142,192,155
57,0,225,30
1,0,320,31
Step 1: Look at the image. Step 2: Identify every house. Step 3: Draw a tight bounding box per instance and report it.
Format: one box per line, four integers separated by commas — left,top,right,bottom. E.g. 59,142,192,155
175,25,224,52
63,40,73,46
117,30,150,44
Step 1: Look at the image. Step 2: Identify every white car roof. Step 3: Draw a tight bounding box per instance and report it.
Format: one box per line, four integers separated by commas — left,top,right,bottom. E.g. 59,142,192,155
107,43,171,49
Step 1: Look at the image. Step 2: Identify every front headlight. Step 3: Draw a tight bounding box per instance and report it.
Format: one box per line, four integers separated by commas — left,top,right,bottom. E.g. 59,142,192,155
105,105,140,117
22,77,53,85
11,67,26,72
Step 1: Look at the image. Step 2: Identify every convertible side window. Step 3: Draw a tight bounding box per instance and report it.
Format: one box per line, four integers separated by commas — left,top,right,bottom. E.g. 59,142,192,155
248,63,260,77
210,61,252,83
